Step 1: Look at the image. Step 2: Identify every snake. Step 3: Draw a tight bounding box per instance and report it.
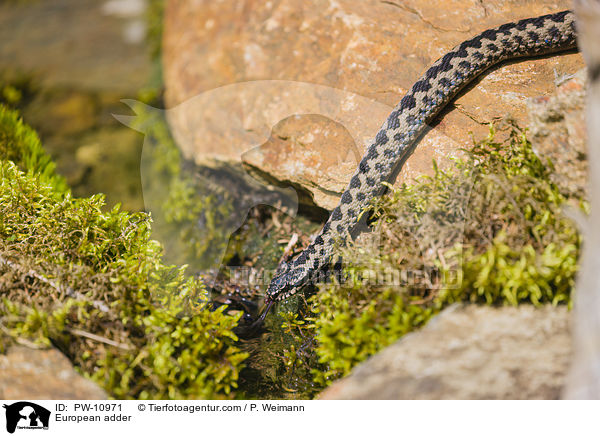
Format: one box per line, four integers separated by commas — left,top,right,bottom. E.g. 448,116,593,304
259,9,578,315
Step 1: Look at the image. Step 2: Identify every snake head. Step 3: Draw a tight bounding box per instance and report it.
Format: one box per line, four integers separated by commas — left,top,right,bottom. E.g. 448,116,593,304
266,262,309,302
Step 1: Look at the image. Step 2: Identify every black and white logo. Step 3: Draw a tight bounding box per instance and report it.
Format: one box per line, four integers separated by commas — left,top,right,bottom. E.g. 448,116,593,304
2,402,50,434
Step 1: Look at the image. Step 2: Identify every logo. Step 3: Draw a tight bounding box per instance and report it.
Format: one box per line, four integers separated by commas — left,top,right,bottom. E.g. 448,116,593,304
2,402,50,434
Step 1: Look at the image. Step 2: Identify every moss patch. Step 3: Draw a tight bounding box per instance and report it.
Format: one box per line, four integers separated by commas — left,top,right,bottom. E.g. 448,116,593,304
274,125,582,391
0,104,67,191
0,104,248,398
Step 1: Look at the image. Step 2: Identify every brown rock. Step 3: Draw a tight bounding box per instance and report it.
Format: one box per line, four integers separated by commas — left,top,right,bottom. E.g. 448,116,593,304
0,346,107,400
528,68,588,198
318,304,572,400
0,0,150,93
163,0,583,210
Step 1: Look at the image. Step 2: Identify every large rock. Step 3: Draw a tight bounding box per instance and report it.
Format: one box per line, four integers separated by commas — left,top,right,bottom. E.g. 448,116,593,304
163,0,583,210
0,346,107,400
319,305,571,399
528,68,588,198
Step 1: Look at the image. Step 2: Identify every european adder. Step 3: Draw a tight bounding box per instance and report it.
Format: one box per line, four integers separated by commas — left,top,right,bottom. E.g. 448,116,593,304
257,10,578,322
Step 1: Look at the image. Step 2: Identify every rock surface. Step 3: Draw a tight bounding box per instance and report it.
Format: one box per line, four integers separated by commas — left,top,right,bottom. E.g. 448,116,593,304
319,304,571,399
0,0,150,93
163,0,583,210
0,346,107,400
528,68,588,198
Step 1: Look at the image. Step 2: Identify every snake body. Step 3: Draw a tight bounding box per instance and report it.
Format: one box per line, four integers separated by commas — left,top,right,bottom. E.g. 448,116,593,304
265,10,578,303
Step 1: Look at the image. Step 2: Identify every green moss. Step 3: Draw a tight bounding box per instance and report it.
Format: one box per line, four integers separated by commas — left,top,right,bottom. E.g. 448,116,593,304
0,104,248,398
1,84,22,106
0,104,67,192
276,125,582,390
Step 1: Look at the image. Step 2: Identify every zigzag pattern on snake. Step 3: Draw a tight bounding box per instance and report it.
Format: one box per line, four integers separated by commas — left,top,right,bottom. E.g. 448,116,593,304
265,10,578,304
